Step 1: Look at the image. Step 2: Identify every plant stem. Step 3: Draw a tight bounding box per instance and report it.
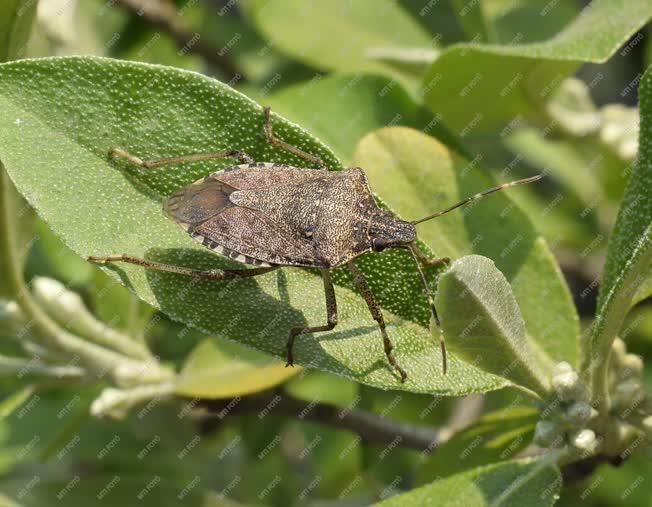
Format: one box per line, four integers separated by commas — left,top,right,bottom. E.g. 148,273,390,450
114,0,245,81
198,390,441,452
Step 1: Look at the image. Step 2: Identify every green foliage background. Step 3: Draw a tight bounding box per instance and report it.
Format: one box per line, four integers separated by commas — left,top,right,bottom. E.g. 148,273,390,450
0,1,650,506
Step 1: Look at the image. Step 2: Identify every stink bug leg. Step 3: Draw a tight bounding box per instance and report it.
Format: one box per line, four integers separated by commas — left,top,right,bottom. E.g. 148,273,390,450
88,254,278,281
263,106,328,170
348,261,407,382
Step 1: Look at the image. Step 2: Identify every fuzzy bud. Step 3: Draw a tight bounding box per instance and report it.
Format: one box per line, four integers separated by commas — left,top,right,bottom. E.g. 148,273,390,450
565,401,595,426
552,369,584,402
569,428,598,454
534,420,563,448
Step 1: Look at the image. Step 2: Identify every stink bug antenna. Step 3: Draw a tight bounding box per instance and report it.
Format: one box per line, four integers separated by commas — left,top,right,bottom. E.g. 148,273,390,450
408,245,447,375
411,174,544,225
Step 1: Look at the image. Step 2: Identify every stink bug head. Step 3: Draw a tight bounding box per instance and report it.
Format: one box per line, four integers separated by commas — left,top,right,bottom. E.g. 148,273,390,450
368,211,416,252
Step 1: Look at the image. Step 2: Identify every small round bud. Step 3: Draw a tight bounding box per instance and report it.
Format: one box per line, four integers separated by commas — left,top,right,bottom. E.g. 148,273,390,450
565,401,594,426
570,428,598,454
551,361,573,377
610,338,626,365
620,354,643,379
534,420,562,448
612,380,645,411
552,370,584,402
0,299,26,325
642,416,652,440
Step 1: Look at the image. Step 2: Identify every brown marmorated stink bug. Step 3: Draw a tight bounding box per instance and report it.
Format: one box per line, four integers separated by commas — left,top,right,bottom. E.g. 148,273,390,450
89,107,542,383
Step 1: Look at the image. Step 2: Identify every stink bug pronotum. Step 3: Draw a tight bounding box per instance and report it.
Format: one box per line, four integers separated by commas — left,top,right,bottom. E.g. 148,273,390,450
89,107,542,383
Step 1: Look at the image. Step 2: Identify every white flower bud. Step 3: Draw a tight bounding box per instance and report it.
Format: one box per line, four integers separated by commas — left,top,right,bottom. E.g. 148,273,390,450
32,277,85,320
552,369,584,402
551,361,573,377
0,299,26,325
534,420,562,447
620,354,643,379
610,338,626,365
570,428,598,454
642,416,652,440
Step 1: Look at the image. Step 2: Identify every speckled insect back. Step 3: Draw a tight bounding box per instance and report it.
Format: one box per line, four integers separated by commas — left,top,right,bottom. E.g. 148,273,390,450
89,106,543,384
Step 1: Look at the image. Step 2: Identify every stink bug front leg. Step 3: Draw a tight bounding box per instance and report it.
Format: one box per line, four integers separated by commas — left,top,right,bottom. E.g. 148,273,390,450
347,261,408,383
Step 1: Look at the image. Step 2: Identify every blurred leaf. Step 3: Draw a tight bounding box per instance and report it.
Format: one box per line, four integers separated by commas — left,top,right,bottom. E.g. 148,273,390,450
421,0,652,132
436,255,550,395
484,0,579,45
585,65,652,397
377,459,561,506
449,0,494,43
0,56,508,395
35,219,95,285
356,127,579,367
0,0,37,61
266,73,469,163
416,407,537,484
0,385,34,418
175,338,300,399
243,0,434,91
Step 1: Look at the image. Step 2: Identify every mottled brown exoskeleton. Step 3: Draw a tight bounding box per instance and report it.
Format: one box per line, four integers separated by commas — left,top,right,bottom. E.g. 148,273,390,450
89,107,542,383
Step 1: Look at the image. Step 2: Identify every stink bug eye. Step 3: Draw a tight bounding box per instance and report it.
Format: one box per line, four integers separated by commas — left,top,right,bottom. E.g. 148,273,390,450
89,105,543,384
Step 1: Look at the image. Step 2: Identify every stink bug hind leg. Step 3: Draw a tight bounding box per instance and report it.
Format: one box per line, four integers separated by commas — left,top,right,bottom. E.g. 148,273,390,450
108,146,254,169
87,254,277,281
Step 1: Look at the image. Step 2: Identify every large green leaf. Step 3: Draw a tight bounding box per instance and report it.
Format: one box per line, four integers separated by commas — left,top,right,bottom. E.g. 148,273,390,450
584,66,652,401
0,0,37,61
355,127,579,368
436,255,549,396
243,0,434,92
421,0,652,132
0,56,507,395
377,459,561,507
416,406,537,484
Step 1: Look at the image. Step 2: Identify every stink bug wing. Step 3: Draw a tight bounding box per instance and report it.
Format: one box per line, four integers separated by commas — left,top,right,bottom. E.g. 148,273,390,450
165,177,235,226
165,164,326,266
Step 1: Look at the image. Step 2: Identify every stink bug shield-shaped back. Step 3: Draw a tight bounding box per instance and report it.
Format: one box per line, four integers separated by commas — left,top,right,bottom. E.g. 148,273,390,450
90,107,542,383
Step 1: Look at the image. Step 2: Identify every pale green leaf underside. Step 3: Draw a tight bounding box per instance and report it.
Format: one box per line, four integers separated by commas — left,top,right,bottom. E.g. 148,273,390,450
422,0,652,131
436,255,550,396
377,459,561,507
0,56,508,395
175,338,300,399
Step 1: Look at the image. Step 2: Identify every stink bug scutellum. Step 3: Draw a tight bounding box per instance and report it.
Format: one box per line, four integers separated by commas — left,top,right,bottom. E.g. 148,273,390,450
89,107,542,383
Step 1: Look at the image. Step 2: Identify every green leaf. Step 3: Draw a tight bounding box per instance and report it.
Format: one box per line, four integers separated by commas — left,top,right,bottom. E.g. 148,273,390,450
377,459,561,507
266,73,468,163
243,0,434,92
417,407,537,484
355,127,579,368
175,338,300,399
0,0,37,61
436,255,549,396
585,66,652,401
0,56,506,395
421,0,652,132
